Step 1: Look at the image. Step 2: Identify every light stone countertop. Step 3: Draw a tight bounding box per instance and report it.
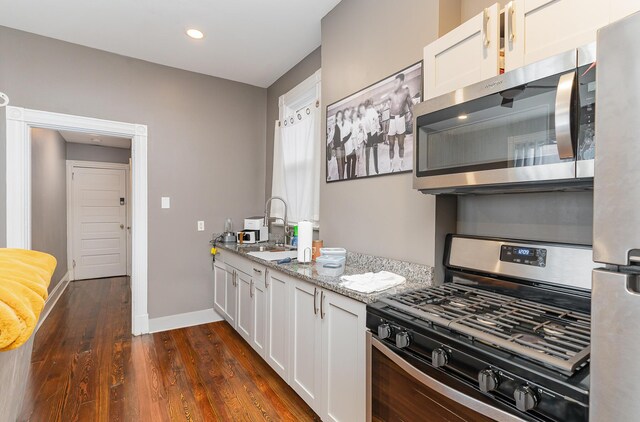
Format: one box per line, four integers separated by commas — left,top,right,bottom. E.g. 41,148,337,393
215,242,434,304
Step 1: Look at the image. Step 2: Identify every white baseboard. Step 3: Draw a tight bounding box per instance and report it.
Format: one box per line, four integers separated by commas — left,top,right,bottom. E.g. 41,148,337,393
133,313,149,336
36,271,70,332
148,308,223,334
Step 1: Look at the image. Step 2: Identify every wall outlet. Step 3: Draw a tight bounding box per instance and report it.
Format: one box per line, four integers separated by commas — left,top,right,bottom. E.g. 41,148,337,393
197,221,205,231
161,197,171,209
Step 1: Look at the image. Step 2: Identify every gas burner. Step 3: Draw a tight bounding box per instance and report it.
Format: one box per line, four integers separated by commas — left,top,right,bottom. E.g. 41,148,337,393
448,297,473,308
541,323,565,336
382,283,591,373
421,304,445,315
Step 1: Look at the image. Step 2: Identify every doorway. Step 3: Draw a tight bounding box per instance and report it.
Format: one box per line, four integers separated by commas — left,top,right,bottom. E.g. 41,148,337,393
67,162,130,280
5,106,149,335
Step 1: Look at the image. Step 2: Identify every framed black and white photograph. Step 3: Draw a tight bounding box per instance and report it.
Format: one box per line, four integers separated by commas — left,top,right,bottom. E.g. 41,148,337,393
326,61,422,182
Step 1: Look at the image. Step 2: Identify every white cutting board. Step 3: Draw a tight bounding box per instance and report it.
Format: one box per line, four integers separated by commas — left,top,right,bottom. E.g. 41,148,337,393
247,250,298,261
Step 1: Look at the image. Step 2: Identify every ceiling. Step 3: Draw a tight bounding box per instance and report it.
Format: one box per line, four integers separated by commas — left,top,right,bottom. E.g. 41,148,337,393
0,0,340,88
58,130,132,149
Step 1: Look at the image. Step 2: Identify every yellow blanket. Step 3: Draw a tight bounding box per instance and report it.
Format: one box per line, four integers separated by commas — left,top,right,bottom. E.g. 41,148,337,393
0,249,55,351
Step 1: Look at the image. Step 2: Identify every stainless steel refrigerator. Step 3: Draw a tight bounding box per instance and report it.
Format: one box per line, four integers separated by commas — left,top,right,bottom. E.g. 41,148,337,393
591,11,640,421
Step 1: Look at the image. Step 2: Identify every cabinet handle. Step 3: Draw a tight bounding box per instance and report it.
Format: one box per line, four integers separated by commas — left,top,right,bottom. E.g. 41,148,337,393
507,1,515,42
253,268,262,274
250,280,254,298
265,269,270,288
320,291,325,319
233,270,237,286
313,287,318,315
482,8,490,47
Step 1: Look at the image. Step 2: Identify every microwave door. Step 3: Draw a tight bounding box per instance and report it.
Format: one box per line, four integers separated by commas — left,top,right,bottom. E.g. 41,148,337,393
413,53,579,193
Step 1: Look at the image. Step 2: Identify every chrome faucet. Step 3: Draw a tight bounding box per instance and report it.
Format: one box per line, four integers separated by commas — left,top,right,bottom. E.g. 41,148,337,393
264,196,290,245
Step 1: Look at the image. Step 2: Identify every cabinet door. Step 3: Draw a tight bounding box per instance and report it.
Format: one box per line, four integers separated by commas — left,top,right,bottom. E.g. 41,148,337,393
250,271,267,358
505,0,608,71
224,266,237,328
290,279,322,412
610,0,640,23
236,270,253,343
213,261,227,317
320,291,367,422
265,270,290,380
423,3,500,100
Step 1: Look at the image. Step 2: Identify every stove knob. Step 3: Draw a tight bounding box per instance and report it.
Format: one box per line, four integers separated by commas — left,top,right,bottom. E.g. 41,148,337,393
478,369,500,393
377,323,392,340
514,385,539,412
432,348,449,368
395,331,411,349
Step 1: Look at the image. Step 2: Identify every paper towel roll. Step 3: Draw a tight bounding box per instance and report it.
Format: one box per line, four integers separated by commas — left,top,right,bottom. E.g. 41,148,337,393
297,221,313,263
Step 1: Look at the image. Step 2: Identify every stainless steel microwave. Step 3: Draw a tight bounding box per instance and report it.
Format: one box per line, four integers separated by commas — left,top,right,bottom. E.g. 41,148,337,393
413,44,596,194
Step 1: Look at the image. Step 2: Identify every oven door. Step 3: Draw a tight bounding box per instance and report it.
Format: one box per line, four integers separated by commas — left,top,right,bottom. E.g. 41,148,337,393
367,332,525,422
413,49,579,194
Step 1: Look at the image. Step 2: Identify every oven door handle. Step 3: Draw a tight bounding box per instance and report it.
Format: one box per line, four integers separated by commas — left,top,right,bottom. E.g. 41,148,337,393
555,70,576,160
366,332,526,422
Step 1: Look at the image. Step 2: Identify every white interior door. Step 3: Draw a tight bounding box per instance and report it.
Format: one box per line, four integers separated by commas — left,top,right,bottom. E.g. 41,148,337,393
71,166,127,280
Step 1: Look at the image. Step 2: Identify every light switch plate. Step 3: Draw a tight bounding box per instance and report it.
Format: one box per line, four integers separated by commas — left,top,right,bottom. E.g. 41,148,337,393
161,197,170,209
197,221,205,231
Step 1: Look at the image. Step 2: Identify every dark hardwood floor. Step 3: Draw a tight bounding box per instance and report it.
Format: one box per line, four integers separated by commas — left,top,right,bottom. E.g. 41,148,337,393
20,277,318,421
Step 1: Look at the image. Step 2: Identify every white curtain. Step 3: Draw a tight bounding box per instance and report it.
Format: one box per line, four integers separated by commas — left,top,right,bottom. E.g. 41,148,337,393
271,107,320,224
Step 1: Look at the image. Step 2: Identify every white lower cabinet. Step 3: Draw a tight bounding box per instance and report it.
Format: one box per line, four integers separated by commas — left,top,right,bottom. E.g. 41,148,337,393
213,253,238,329
251,267,267,357
265,269,291,380
214,253,366,421
290,279,323,412
289,276,367,421
320,290,366,422
236,269,253,343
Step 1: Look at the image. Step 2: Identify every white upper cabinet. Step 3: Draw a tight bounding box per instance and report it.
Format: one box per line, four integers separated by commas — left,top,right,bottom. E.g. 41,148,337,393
504,0,609,71
610,0,640,23
424,3,501,100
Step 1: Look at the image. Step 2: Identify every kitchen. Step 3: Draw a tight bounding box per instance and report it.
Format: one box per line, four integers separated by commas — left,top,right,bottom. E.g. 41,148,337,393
0,0,639,421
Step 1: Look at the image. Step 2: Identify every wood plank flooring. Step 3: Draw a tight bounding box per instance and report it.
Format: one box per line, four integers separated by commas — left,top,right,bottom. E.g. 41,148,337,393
19,277,318,421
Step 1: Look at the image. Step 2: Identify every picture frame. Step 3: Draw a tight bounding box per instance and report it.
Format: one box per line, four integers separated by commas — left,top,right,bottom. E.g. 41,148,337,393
326,61,423,183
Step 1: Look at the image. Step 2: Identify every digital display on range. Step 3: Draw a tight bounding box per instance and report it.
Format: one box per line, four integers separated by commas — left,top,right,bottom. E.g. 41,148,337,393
500,245,546,267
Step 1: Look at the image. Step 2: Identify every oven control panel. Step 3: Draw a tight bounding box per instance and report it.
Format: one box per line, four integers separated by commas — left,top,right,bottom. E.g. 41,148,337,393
500,245,547,267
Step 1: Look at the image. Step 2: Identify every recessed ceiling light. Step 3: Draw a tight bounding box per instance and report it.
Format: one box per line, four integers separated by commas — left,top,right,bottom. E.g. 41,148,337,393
458,114,468,120
90,138,102,143
186,29,204,39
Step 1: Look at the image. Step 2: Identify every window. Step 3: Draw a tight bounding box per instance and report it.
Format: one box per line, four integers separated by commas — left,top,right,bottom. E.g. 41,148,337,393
271,70,321,226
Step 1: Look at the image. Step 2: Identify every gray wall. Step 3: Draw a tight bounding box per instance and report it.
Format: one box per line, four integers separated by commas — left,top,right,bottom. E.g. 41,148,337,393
265,47,321,198
319,0,454,265
66,142,131,164
458,192,594,245
461,0,497,22
31,128,68,292
0,26,267,319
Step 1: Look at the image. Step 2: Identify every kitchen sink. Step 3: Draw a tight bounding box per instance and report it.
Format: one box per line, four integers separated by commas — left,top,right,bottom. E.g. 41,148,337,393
240,244,296,253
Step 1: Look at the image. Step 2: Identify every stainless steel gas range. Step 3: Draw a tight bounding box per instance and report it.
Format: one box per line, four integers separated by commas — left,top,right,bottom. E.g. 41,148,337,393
366,235,597,421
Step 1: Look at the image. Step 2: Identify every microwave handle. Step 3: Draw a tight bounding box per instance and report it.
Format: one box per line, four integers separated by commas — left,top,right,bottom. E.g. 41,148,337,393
555,71,576,159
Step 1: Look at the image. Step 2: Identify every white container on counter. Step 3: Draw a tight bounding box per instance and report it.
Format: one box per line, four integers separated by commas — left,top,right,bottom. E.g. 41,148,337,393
316,255,346,277
319,247,347,258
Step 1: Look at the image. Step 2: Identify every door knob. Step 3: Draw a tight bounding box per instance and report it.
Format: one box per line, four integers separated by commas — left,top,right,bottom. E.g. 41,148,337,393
120,224,125,229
